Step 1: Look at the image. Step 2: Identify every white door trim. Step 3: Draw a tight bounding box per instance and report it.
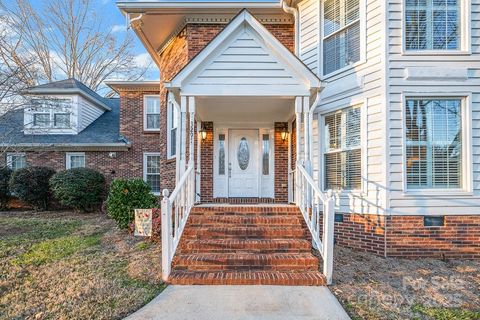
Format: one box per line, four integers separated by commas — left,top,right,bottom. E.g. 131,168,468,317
213,123,275,199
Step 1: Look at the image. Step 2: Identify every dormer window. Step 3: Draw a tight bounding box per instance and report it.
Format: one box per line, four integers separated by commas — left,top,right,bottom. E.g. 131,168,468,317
30,99,72,129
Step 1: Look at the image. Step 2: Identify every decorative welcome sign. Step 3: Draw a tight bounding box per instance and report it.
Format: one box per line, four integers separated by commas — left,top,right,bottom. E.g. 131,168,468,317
134,209,153,237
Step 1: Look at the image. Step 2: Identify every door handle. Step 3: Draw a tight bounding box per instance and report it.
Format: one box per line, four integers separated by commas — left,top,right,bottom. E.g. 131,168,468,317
228,162,232,178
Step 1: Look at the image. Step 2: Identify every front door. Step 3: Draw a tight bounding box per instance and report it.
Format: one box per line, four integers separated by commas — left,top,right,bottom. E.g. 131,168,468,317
228,129,259,197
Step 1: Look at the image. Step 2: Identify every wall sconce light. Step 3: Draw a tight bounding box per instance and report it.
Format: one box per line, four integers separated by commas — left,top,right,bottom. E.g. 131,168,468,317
281,125,289,142
200,124,207,141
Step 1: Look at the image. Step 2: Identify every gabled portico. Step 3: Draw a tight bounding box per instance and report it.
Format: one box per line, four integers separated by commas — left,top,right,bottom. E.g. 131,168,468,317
166,9,322,202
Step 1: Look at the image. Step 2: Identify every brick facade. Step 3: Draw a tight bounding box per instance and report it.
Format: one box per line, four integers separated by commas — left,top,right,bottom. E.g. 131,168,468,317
274,123,288,203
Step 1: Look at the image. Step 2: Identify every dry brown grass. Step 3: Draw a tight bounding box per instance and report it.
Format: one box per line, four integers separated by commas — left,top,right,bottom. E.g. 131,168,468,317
330,246,480,320
0,211,164,320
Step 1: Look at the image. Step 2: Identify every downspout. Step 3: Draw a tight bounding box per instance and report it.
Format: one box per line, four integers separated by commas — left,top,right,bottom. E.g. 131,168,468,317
281,0,299,55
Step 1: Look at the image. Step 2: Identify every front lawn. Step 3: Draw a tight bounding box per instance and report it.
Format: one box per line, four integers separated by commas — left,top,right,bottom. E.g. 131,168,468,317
332,246,480,320
0,211,164,319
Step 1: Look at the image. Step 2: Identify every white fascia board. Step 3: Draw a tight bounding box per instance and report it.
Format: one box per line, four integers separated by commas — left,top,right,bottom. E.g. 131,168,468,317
117,1,281,11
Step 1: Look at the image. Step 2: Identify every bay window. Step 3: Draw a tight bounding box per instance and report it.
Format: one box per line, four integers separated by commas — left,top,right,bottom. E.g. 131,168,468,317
405,98,462,189
324,106,361,190
405,0,461,51
323,0,361,75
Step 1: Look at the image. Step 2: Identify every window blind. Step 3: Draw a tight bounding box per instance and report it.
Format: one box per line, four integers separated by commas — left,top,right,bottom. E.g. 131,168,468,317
323,0,361,75
405,0,460,50
405,99,462,189
324,106,361,190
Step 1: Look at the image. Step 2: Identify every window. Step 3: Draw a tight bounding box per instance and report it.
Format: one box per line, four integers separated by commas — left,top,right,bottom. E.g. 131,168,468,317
144,153,161,194
424,216,445,227
405,0,461,51
218,134,226,175
66,153,85,169
6,154,26,171
144,96,160,131
323,0,361,75
405,99,462,189
324,106,361,190
31,99,71,129
167,100,179,158
54,113,70,128
262,134,270,175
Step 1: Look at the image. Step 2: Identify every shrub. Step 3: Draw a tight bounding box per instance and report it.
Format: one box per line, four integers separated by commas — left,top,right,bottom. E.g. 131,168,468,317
106,179,157,229
9,166,55,211
50,168,106,212
0,167,12,210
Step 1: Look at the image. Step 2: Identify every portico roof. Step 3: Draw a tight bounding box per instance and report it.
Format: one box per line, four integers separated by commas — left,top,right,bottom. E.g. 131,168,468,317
165,10,321,97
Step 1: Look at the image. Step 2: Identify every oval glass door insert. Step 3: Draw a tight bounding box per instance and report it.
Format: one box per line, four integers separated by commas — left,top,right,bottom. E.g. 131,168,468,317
237,137,250,170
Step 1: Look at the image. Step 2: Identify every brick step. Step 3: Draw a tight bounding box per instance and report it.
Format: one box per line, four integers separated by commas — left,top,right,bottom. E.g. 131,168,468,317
172,253,319,271
182,226,310,240
190,206,300,216
168,270,326,286
179,239,312,253
187,215,305,227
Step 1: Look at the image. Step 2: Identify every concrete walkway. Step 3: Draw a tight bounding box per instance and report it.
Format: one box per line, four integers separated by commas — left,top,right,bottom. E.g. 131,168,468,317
126,286,350,320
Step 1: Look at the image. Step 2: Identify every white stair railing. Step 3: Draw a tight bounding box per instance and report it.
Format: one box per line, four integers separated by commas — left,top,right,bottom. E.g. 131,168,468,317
161,163,195,281
295,164,335,285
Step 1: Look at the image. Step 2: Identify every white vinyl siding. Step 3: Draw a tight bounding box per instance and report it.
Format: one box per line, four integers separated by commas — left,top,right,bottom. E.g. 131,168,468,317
405,98,462,189
322,0,361,75
66,153,85,169
405,0,461,51
299,0,321,74
143,153,161,195
167,100,178,159
144,96,160,131
6,154,26,171
388,0,479,215
323,106,362,190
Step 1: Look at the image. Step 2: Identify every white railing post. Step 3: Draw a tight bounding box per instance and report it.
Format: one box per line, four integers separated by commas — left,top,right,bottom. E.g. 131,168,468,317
161,189,172,282
323,190,335,285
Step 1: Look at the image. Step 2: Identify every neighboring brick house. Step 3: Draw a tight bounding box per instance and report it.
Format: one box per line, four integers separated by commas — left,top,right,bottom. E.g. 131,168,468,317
0,79,164,195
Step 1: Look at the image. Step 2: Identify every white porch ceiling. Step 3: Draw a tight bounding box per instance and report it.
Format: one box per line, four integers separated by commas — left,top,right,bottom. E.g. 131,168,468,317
196,96,294,122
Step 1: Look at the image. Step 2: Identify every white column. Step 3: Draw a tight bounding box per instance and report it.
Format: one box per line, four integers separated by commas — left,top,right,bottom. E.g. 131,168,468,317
295,96,303,166
188,96,195,166
303,96,312,175
179,96,187,177
196,120,201,203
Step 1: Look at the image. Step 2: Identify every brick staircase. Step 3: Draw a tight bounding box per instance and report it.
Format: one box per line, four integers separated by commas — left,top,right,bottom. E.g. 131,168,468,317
168,205,326,285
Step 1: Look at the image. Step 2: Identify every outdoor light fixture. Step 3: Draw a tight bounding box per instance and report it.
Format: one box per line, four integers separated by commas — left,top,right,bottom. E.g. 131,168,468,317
281,125,289,141
200,125,207,141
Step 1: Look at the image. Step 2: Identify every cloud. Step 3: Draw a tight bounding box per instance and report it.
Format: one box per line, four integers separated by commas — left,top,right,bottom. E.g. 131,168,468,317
111,24,127,34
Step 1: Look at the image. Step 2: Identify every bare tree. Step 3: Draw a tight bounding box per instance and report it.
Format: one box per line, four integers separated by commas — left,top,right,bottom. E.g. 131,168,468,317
0,0,148,93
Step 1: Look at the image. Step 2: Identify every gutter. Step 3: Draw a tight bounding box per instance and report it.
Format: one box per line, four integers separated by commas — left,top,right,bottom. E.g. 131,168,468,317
281,0,299,55
117,2,282,10
0,142,131,152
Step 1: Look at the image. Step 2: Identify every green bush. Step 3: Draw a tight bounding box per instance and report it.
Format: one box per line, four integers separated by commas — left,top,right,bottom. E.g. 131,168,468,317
50,168,106,212
106,179,157,229
9,166,55,211
0,167,12,209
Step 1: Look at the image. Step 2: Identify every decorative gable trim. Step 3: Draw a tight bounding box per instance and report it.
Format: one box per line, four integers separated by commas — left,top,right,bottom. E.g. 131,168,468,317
166,10,321,97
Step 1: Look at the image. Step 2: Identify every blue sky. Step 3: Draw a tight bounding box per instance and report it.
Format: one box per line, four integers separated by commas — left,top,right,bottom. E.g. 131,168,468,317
100,0,159,80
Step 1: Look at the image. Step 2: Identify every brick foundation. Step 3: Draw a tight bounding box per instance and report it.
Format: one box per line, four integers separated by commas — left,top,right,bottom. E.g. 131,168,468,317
331,213,480,259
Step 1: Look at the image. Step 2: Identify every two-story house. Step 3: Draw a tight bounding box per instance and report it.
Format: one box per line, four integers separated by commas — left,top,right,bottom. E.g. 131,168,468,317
115,0,479,284
1,0,478,286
